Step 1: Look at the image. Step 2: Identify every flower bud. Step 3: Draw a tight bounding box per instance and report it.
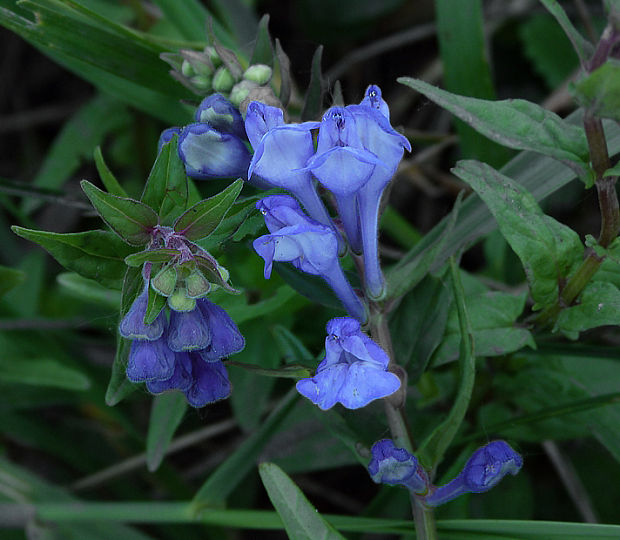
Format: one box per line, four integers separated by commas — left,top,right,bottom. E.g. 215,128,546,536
167,287,196,312
190,75,212,92
368,439,428,494
243,64,272,85
229,80,258,108
212,66,235,93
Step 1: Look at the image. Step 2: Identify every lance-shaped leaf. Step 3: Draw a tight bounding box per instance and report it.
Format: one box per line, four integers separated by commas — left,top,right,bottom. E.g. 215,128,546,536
11,227,133,289
145,285,167,325
94,146,127,197
81,180,159,246
452,160,584,310
141,135,188,224
398,77,590,176
173,179,243,241
124,248,179,267
146,392,187,472
572,60,620,122
250,14,274,66
195,255,236,292
301,45,324,121
259,463,346,540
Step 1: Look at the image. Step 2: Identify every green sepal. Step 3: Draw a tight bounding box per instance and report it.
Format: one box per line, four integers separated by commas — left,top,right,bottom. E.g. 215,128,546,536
195,255,237,293
451,160,584,310
81,180,159,246
185,269,212,298
141,135,189,224
152,265,178,297
11,227,133,290
250,14,274,67
572,60,620,123
145,285,167,325
124,248,179,267
398,77,590,177
167,288,196,312
173,179,243,241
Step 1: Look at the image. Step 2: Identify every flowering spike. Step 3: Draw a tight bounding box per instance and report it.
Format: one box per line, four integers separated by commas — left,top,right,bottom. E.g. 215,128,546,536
424,441,523,507
368,439,428,494
295,317,400,409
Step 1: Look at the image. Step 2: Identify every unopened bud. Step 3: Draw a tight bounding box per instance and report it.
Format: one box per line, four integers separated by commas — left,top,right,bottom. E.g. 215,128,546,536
181,59,194,77
190,75,212,92
230,80,258,108
212,66,235,93
244,64,272,85
167,288,196,312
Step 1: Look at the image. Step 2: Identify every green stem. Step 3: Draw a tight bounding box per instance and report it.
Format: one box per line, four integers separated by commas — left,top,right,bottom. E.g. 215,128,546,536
370,304,438,540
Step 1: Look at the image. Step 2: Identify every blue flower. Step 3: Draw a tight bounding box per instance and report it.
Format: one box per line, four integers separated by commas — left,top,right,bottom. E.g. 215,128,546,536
119,284,166,341
245,107,336,231
253,195,366,322
368,439,428,494
120,282,243,407
424,441,523,507
359,84,389,119
244,101,285,150
296,317,400,409
178,123,251,179
194,93,246,140
146,351,232,407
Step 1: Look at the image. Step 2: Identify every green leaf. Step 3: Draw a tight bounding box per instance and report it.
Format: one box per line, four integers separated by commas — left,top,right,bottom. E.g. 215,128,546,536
0,265,25,298
519,15,580,90
250,14,274,67
81,180,159,246
432,290,535,366
273,263,342,311
0,357,90,391
301,46,324,121
146,392,187,472
94,146,127,197
221,286,297,325
398,77,590,176
435,0,509,166
258,462,346,540
173,179,243,241
192,388,298,506
150,0,211,41
141,135,188,224
145,286,167,325
555,281,620,339
24,94,130,214
418,258,475,470
539,0,594,67
389,274,451,383
124,248,179,267
11,227,133,289
209,0,257,46
572,60,620,122
451,160,584,310
57,272,121,309
272,325,315,365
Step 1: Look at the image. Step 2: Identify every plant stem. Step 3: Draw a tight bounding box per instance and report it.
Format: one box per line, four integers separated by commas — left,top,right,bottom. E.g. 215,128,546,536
370,305,438,540
536,112,619,327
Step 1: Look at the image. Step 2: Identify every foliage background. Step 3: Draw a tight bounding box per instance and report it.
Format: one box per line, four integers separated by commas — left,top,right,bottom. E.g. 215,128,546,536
1,0,620,538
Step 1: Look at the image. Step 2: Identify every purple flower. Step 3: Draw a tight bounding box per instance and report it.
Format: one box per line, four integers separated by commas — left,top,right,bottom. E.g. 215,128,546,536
253,195,366,322
167,305,211,352
126,336,176,382
198,300,245,360
178,122,251,179
146,351,232,407
295,317,400,409
368,439,428,494
119,285,166,341
424,441,523,507
194,93,246,140
359,84,389,119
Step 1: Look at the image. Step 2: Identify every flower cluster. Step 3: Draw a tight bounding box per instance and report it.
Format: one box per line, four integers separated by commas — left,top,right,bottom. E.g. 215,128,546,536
296,317,400,410
159,94,251,181
246,84,411,300
119,227,244,407
367,439,523,506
